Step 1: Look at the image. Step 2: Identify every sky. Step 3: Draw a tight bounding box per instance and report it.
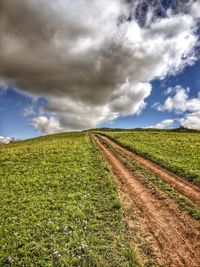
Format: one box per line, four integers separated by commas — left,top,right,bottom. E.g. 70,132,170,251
0,0,200,141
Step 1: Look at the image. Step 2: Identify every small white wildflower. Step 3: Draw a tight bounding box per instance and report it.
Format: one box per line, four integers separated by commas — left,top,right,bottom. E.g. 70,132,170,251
5,256,14,264
80,243,88,249
53,251,61,258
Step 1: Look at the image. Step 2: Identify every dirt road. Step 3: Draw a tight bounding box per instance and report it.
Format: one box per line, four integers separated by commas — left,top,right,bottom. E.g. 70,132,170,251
98,134,200,208
93,134,200,267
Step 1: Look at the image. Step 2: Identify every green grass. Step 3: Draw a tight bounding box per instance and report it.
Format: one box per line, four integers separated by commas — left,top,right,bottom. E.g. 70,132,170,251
102,131,200,185
99,137,200,221
0,133,137,266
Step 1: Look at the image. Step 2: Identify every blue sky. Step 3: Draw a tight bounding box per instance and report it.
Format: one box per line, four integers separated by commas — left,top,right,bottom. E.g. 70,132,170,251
104,59,200,129
0,90,46,138
0,0,200,140
1,58,200,138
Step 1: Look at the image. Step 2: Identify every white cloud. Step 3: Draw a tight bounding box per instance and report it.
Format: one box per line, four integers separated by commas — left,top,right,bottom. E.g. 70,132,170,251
147,119,175,129
190,1,200,19
180,111,200,130
0,80,9,91
154,85,200,130
39,82,152,133
154,85,200,114
0,1,199,133
23,105,36,117
0,136,11,144
32,116,63,134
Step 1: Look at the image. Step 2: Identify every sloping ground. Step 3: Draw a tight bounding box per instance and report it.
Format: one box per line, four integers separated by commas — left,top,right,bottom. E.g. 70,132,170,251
99,134,200,207
102,131,200,184
0,133,135,266
93,134,200,267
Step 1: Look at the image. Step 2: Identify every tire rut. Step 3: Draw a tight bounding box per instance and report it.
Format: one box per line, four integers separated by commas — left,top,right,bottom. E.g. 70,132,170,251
92,134,200,267
98,134,200,207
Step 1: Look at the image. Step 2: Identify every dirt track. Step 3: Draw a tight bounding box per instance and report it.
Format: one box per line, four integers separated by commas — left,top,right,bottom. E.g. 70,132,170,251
93,134,200,267
98,134,200,208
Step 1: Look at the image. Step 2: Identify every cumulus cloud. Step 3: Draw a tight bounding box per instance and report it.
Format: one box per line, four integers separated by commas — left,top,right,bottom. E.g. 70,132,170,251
0,136,11,144
153,85,200,114
153,85,200,129
42,82,152,131
32,116,63,134
180,111,200,130
190,1,200,19
0,0,199,133
147,119,175,129
0,80,9,91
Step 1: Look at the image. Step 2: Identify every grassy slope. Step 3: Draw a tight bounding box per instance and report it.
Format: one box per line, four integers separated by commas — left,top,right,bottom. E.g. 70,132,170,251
0,133,135,266
102,131,200,185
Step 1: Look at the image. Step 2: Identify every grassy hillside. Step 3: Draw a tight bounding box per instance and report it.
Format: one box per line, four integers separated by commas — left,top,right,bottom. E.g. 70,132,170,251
0,133,134,266
102,131,200,184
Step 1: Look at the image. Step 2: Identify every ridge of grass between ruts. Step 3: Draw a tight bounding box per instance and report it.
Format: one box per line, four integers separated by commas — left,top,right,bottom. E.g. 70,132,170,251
0,132,139,266
99,136,200,221
99,131,200,185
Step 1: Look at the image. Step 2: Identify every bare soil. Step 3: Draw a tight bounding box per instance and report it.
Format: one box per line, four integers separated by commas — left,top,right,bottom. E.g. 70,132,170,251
93,134,200,267
98,134,200,207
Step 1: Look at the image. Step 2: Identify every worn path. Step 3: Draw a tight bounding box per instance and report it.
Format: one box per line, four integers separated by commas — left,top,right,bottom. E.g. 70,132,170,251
98,134,200,207
93,134,200,267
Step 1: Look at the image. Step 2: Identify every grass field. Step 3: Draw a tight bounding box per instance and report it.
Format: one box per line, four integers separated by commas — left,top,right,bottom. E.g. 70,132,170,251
102,131,200,185
1,130,199,266
0,133,136,266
